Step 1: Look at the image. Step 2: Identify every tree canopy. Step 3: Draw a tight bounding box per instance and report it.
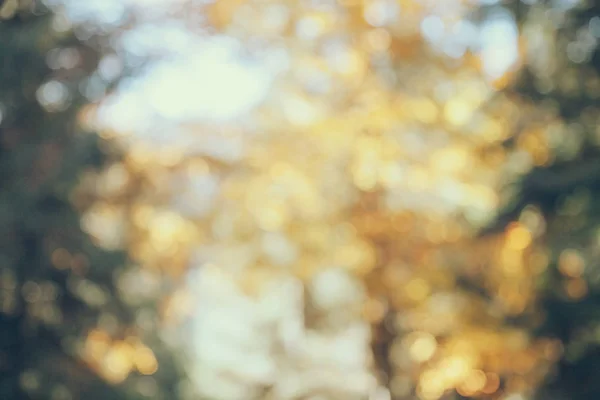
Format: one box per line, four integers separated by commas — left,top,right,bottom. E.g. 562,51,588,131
2,1,600,400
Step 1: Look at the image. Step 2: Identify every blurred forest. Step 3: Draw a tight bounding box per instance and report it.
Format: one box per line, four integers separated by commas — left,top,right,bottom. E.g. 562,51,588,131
1,1,600,400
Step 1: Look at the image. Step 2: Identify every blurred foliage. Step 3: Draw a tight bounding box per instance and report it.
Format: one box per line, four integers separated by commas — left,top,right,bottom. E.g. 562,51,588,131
92,0,564,399
479,1,600,400
0,1,185,399
182,0,597,399
3,1,600,400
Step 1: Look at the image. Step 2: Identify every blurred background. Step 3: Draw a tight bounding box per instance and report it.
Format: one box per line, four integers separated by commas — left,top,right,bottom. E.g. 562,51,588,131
1,0,599,399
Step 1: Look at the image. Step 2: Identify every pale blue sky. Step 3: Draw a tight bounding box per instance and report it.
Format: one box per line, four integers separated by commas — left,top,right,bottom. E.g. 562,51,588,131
48,0,521,137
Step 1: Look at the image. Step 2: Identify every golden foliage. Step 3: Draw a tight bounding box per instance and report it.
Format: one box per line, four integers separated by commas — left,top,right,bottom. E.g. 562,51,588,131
84,0,574,398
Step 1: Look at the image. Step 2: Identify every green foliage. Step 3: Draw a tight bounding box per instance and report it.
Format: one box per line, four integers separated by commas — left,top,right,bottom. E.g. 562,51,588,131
486,2,600,399
0,2,183,399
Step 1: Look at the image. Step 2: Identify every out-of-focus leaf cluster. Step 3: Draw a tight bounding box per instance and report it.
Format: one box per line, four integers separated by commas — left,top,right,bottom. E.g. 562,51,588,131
6,0,597,400
83,1,583,400
0,1,186,399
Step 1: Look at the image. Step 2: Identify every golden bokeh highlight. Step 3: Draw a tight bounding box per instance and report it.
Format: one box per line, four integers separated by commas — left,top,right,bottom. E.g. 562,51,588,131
83,330,158,383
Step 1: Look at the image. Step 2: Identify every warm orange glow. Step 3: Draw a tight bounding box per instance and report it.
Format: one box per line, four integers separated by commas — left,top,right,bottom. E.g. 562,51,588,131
102,342,135,384
439,356,473,384
506,224,532,250
559,249,585,278
457,369,486,396
84,329,111,364
482,372,501,394
418,370,445,400
134,346,159,375
565,279,588,299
